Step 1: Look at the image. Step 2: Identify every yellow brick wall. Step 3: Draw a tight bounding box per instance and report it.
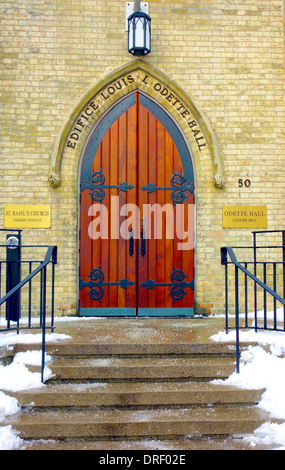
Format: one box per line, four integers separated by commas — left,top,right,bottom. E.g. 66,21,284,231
1,0,285,315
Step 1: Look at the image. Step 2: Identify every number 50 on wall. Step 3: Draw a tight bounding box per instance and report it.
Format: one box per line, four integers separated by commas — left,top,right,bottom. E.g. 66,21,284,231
239,179,251,188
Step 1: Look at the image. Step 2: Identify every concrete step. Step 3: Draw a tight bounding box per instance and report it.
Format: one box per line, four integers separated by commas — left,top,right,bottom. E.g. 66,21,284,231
23,436,276,451
6,337,273,449
15,342,248,357
33,356,235,381
9,382,264,408
3,406,277,441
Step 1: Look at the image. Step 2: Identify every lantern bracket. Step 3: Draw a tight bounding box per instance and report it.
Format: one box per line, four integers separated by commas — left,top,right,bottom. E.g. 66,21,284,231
126,2,149,31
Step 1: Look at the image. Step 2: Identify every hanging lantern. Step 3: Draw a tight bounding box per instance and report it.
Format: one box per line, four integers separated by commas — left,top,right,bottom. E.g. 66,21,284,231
128,11,151,56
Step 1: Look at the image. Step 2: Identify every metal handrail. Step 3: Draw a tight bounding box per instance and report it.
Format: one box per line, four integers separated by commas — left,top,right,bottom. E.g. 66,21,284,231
0,245,57,382
222,247,285,305
0,246,57,306
221,246,285,373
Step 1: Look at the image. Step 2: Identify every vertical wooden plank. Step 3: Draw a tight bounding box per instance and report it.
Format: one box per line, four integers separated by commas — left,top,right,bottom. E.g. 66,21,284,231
138,99,149,309
155,120,166,309
147,112,157,308
118,112,127,308
183,189,195,309
164,133,174,308
100,131,110,310
126,102,138,310
109,120,119,307
173,143,183,308
173,143,194,309
80,189,92,309
80,142,103,310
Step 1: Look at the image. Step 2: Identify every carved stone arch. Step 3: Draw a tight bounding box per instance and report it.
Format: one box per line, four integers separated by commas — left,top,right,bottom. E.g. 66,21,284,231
50,59,224,189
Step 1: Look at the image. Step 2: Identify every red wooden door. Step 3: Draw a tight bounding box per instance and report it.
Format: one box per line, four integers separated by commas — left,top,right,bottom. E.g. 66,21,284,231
79,93,195,317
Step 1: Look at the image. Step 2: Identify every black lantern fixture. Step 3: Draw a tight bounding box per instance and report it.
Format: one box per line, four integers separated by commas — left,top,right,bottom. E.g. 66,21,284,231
128,4,151,56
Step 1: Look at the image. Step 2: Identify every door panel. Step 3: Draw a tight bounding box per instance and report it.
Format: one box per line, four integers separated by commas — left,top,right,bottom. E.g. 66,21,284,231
79,92,195,317
79,103,137,315
137,96,194,315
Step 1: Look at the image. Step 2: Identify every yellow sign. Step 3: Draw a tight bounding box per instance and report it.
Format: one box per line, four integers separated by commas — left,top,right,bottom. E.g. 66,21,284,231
4,205,51,229
223,205,267,229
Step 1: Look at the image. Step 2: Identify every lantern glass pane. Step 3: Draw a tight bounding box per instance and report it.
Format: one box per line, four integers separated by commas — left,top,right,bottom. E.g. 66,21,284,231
128,20,134,50
135,18,145,48
145,21,150,50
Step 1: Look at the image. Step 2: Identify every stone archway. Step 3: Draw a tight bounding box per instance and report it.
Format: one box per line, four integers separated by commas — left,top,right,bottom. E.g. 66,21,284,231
49,59,224,190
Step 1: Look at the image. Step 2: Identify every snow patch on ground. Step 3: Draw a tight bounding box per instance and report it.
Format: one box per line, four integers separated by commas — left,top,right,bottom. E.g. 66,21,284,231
211,327,285,449
0,329,70,450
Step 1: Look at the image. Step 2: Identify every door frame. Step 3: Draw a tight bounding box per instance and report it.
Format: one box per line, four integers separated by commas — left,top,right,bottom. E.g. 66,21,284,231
77,91,197,316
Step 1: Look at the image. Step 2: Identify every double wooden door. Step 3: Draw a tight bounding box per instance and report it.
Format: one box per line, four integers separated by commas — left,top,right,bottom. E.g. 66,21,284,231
79,93,195,317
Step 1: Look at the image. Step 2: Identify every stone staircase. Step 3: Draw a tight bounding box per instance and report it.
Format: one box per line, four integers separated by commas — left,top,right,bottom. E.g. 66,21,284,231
3,341,277,450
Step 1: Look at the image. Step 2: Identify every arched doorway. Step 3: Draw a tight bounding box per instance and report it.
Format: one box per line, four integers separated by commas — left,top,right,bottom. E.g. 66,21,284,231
78,92,195,317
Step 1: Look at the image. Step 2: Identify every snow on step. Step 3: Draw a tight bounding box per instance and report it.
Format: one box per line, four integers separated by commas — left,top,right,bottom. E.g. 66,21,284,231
3,406,274,440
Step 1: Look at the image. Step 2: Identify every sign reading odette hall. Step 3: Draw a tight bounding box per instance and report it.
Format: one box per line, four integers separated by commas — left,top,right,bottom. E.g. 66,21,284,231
223,206,267,229
4,205,51,229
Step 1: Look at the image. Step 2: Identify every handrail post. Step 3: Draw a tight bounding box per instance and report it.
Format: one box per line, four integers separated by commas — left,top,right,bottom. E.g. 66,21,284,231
244,262,248,328
221,247,229,332
253,232,257,332
41,265,47,383
51,261,55,333
51,246,57,332
263,262,267,329
235,265,240,373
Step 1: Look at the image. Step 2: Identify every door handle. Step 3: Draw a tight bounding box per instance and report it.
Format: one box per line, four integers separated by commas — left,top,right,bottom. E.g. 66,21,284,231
129,227,134,257
141,217,146,257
